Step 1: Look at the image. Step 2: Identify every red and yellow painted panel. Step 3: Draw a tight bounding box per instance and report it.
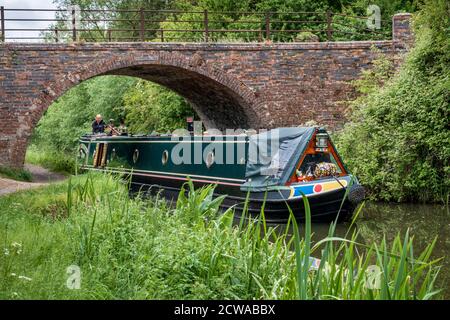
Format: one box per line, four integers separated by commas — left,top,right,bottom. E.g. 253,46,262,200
289,178,349,199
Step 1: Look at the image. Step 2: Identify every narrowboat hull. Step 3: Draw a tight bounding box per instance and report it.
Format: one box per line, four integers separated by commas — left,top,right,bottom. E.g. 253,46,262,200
84,163,357,223
78,127,363,223
128,178,355,222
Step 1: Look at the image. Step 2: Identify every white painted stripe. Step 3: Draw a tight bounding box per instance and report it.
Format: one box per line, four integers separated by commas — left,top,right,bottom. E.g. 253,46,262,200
82,165,246,183
80,140,248,144
84,167,242,186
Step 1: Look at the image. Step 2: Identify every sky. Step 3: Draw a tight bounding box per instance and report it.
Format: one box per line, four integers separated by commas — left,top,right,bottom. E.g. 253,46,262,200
2,0,58,41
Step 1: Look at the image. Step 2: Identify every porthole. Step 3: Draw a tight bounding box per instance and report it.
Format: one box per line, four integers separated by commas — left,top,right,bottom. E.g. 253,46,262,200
161,150,169,165
205,151,215,168
78,144,88,159
133,149,139,164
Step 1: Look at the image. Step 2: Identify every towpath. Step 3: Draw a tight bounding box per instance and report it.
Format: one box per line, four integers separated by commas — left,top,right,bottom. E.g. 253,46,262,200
0,164,66,196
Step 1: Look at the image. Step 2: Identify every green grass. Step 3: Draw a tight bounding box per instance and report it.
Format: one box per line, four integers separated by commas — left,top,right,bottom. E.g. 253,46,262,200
0,166,32,182
0,173,442,299
25,145,76,175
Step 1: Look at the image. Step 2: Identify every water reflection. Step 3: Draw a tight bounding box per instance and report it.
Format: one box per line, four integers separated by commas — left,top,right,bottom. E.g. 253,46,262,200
357,202,449,298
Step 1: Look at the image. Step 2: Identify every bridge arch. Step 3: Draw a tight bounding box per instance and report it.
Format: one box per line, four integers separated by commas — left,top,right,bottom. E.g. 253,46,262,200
1,13,413,168
32,51,262,132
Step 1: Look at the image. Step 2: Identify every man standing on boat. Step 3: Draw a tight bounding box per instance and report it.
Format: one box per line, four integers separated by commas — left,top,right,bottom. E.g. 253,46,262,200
92,114,105,134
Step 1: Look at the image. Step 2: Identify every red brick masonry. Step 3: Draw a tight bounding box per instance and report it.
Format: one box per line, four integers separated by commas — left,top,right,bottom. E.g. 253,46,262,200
0,14,412,168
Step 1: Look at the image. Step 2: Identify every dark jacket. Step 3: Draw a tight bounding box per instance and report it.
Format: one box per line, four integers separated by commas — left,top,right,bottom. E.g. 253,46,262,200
92,119,105,134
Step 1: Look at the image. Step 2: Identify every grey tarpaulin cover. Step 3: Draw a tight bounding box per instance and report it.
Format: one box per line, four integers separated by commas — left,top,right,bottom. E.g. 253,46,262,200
241,127,315,191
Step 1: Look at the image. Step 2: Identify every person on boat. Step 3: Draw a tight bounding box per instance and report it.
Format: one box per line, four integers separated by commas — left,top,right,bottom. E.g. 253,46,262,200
92,114,105,134
106,119,120,136
117,119,128,136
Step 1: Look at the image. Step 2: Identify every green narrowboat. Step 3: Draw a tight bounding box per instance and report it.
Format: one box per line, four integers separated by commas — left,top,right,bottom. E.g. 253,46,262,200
78,127,364,222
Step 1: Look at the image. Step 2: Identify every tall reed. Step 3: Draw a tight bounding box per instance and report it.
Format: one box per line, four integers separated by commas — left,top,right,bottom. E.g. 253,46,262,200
0,173,442,299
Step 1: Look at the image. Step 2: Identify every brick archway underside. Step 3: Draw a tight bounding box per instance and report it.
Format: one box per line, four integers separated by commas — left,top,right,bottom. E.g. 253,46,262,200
106,64,256,130
31,51,261,132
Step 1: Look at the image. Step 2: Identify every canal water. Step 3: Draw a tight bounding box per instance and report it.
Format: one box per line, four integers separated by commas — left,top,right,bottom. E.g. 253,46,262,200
357,202,449,298
270,202,450,299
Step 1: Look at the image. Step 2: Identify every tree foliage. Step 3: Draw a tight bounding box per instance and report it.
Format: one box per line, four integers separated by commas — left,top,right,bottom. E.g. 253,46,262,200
335,0,449,203
122,80,194,134
48,0,416,42
33,76,137,151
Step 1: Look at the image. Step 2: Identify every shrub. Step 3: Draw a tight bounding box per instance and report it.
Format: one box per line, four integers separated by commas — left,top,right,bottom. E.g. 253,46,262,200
335,0,449,203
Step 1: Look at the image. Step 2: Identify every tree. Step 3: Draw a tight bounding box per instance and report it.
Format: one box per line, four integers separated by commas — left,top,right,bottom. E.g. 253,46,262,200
122,80,194,134
335,0,449,203
33,76,137,152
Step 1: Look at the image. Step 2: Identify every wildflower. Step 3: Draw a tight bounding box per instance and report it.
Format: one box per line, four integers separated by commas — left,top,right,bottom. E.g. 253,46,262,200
10,273,16,277
11,292,19,298
18,275,32,281
11,242,22,254
3,248,9,256
11,242,21,248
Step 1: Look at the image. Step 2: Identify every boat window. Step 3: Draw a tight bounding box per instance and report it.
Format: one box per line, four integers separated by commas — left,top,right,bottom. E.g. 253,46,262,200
133,149,139,164
161,150,169,165
299,153,331,173
298,153,342,177
329,154,343,173
78,144,87,160
205,151,215,168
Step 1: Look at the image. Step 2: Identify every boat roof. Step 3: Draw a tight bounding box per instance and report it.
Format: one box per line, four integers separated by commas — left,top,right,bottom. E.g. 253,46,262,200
81,127,323,191
81,127,319,140
241,127,316,191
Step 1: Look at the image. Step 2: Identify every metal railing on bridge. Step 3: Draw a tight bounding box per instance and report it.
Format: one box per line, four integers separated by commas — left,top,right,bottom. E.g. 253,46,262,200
0,7,392,43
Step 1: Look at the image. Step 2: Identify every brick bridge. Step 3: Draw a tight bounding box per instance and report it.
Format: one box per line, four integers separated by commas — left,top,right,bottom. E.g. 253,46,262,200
0,14,412,168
